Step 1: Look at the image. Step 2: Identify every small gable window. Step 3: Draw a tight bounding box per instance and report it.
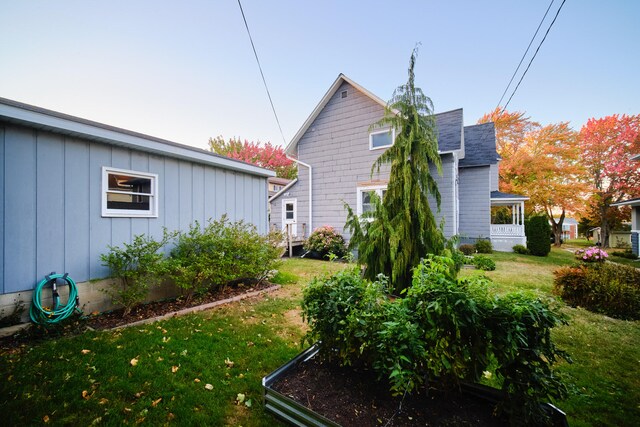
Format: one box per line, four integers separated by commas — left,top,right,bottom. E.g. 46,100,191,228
102,167,158,218
369,129,395,150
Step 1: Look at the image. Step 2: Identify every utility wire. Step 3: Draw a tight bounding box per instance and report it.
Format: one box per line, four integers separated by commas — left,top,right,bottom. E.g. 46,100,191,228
501,0,568,112
496,0,555,109
237,0,287,145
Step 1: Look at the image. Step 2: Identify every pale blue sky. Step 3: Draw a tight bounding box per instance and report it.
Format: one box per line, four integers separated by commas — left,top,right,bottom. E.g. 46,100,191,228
1,1,638,150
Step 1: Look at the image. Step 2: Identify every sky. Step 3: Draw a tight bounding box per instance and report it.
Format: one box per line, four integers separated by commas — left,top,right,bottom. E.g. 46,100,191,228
1,0,638,151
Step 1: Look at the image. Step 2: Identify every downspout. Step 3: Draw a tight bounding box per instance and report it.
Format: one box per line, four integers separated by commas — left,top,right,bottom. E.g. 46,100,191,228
287,155,312,234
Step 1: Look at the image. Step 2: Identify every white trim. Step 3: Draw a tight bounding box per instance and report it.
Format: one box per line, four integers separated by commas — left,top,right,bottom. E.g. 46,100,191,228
369,128,395,150
102,166,158,218
356,184,387,217
491,197,529,203
286,156,313,233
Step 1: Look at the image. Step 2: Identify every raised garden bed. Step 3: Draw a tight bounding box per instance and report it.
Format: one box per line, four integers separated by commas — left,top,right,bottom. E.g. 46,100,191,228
263,344,569,427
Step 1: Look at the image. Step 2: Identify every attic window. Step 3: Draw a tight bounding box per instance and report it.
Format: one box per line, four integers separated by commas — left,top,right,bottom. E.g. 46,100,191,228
341,90,348,99
369,129,395,150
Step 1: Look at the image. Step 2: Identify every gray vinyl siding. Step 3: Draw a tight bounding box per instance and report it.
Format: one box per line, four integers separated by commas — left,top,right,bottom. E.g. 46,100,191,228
490,164,499,192
271,81,456,240
0,122,268,294
458,166,491,241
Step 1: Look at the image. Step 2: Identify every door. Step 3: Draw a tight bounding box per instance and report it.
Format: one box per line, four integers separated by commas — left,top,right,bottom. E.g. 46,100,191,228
282,199,297,236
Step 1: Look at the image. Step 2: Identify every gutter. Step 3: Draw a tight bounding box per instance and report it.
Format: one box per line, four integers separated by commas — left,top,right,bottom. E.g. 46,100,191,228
287,156,312,234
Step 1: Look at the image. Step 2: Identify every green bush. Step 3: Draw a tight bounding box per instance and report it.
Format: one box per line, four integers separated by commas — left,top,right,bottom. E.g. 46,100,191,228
303,226,347,259
512,244,530,255
525,215,551,256
459,244,475,255
302,256,570,425
554,263,640,320
100,230,173,316
474,239,493,254
610,249,638,259
472,255,496,271
166,217,282,302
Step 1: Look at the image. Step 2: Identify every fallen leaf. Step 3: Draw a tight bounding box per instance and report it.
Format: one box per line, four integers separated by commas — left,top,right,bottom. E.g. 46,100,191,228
43,415,50,423
99,398,109,405
81,390,94,400
237,373,244,379
245,399,252,408
167,413,175,421
134,392,145,398
194,378,201,383
246,341,255,347
171,366,179,373
130,357,139,367
224,358,234,368
152,398,162,407
236,393,245,404
204,384,214,390
124,408,132,413
180,349,188,356
91,417,102,425
157,357,164,362
81,349,91,354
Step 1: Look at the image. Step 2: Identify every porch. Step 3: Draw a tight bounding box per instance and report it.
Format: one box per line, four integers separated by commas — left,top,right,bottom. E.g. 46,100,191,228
490,191,529,252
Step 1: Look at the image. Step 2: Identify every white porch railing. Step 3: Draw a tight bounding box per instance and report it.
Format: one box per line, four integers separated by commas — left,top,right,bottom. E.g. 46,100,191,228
491,224,525,237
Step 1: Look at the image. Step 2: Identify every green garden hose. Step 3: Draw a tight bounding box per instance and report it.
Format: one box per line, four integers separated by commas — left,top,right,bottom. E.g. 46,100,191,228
30,272,81,324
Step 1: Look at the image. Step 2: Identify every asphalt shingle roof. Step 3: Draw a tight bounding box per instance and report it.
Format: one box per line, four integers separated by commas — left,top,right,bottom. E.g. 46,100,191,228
435,108,463,152
459,122,500,167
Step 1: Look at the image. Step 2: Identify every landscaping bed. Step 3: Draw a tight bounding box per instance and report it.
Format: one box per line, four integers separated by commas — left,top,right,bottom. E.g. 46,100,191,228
0,280,275,350
268,347,510,427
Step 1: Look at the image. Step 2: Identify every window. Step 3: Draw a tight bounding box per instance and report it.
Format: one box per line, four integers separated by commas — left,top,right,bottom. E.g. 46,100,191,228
369,129,394,150
102,167,158,217
357,185,387,217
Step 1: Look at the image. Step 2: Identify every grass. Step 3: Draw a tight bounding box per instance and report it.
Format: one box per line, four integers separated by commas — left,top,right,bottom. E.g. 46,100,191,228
2,254,638,426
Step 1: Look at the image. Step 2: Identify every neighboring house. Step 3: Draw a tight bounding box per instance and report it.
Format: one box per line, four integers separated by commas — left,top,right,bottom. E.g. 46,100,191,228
269,74,527,252
0,97,274,318
611,153,640,255
554,217,578,240
268,176,292,198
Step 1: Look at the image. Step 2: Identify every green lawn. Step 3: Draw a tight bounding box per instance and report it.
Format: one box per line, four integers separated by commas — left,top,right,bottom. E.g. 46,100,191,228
2,253,638,426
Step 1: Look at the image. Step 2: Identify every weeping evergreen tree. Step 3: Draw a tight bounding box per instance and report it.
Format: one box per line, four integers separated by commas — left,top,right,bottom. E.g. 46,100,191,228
345,49,445,293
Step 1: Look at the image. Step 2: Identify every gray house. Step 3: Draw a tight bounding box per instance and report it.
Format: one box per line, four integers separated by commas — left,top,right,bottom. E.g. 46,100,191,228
612,153,640,255
269,74,527,251
0,97,274,317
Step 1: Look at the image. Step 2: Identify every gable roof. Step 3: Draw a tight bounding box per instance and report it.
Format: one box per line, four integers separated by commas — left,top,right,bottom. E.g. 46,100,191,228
285,74,464,155
459,122,500,167
0,97,275,178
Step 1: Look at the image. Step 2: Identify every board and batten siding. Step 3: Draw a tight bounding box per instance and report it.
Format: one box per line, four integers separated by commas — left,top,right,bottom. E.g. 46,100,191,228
270,81,457,241
458,166,491,242
0,122,268,294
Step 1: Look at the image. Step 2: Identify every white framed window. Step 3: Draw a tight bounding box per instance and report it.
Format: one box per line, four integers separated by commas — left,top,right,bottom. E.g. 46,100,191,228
356,184,387,217
369,128,395,150
102,167,158,218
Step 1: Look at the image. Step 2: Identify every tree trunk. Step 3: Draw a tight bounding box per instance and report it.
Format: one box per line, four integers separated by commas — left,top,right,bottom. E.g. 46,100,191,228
600,203,610,248
553,210,566,247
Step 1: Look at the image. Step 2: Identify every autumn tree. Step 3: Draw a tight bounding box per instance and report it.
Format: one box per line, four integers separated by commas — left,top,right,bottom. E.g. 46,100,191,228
344,49,444,293
479,108,586,246
578,114,640,247
208,136,297,179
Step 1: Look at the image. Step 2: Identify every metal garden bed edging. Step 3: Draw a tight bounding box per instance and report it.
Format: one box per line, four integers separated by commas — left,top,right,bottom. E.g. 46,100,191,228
262,344,569,427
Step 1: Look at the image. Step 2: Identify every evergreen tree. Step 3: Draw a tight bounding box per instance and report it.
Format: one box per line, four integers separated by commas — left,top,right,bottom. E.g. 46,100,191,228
345,49,444,293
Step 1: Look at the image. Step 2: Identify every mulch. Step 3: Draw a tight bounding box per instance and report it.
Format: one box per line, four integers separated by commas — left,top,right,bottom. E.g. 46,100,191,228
271,356,507,426
0,281,274,352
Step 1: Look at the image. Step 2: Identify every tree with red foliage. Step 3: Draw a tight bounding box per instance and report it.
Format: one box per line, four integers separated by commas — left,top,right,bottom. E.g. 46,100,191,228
579,114,640,247
208,136,297,180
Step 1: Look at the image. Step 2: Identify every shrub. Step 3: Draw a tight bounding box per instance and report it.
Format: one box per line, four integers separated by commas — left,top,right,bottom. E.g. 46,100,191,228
459,243,475,255
474,239,493,254
303,256,569,425
100,230,173,316
304,226,347,259
574,246,608,263
166,217,282,302
513,244,530,255
472,255,496,271
611,249,638,259
554,263,640,320
525,215,551,256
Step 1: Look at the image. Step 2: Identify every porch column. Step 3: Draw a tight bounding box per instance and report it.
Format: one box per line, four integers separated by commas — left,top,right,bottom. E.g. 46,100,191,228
512,205,516,224
520,202,525,232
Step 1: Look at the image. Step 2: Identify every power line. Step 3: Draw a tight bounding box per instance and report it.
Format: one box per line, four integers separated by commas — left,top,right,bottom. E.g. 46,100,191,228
237,0,287,145
501,0,568,112
496,0,556,109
